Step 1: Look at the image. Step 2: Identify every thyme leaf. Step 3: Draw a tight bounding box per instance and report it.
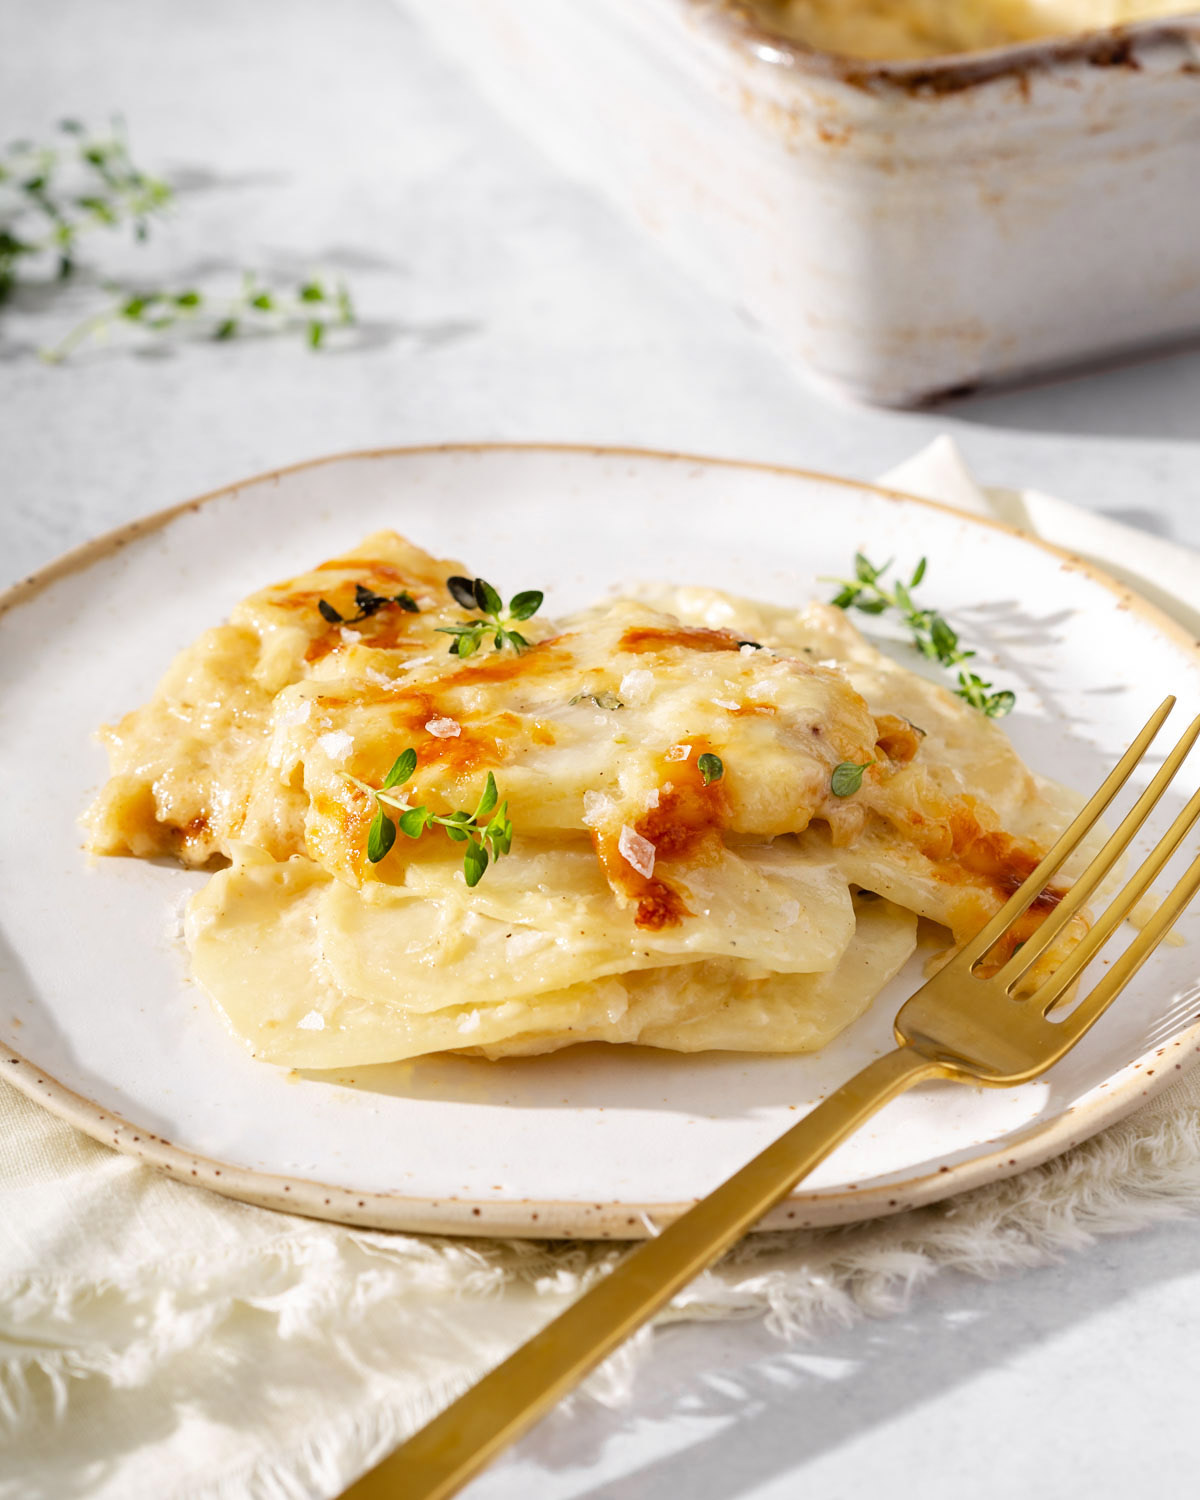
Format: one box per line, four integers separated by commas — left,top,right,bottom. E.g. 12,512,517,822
831,761,874,797
382,747,418,789
367,806,396,863
569,690,624,711
697,753,724,786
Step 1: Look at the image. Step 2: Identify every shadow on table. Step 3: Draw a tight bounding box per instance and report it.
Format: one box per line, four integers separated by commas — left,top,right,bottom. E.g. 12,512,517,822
941,336,1200,445
506,1214,1200,1499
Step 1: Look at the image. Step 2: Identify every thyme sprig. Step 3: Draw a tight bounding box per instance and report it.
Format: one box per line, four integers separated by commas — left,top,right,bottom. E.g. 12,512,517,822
345,749,514,887
318,582,419,626
43,272,355,362
4,120,357,361
826,554,1015,719
438,576,544,658
0,118,171,301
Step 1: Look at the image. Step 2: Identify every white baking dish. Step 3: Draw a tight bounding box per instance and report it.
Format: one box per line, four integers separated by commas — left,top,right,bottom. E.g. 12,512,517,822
407,0,1200,405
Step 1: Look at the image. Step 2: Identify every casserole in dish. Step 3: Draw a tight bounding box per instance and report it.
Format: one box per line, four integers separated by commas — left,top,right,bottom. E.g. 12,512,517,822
411,0,1200,404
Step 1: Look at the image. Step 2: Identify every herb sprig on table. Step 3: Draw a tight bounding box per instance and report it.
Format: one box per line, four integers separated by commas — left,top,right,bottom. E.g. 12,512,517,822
826,553,1015,719
345,749,514,887
438,576,544,658
2,118,357,358
0,118,171,301
44,272,355,362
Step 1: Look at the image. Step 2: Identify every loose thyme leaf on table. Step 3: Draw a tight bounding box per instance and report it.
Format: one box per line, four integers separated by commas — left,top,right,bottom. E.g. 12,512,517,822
825,553,1015,718
437,576,545,658
344,751,514,888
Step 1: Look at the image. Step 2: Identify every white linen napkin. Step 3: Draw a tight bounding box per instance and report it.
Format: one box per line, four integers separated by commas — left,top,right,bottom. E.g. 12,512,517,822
3,438,1199,1500
879,436,1200,638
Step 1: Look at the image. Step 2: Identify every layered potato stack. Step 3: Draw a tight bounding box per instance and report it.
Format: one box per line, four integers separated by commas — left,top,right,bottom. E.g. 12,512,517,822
87,532,1082,1068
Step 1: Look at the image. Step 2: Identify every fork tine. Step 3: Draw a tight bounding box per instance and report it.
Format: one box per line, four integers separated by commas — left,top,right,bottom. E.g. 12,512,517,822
994,713,1200,989
955,697,1175,971
1032,781,1200,1016
1039,842,1200,1041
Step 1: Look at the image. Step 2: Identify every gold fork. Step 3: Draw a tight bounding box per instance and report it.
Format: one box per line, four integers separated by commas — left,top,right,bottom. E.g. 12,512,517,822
342,696,1200,1500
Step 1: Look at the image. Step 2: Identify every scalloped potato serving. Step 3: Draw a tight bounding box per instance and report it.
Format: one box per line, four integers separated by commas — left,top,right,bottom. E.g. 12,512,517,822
85,531,1088,1069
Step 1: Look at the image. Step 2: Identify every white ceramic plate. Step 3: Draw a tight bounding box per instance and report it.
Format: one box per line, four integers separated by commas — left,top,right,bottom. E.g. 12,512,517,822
2,445,1199,1239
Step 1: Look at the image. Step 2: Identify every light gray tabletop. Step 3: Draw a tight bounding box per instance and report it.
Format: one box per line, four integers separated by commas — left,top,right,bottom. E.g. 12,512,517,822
3,2,1199,1496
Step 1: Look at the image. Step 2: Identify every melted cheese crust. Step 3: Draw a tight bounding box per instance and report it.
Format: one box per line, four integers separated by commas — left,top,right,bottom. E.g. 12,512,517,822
751,0,1193,60
88,531,1087,1068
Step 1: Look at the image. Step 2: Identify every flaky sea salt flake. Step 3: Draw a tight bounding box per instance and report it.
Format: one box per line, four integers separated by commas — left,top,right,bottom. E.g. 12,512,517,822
279,697,313,727
618,669,655,706
316,730,354,762
618,825,656,880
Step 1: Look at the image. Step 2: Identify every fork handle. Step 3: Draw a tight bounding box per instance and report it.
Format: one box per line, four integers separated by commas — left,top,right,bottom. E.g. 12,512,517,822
340,1045,948,1500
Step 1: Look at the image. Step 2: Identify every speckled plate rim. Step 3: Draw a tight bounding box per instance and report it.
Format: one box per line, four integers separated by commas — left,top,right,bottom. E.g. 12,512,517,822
3,441,1199,1241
